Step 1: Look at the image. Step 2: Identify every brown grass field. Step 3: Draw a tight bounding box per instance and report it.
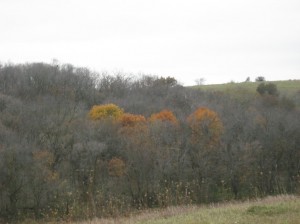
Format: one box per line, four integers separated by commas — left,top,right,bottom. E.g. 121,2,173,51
25,195,299,224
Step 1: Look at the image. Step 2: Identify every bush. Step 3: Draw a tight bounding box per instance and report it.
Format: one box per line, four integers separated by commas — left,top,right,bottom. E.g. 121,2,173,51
256,83,279,96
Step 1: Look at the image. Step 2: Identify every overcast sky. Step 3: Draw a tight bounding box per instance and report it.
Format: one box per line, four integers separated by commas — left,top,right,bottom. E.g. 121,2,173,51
0,0,299,85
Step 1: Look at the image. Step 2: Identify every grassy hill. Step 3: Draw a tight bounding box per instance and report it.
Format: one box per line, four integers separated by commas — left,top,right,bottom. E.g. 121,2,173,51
192,80,300,96
60,195,300,224
191,80,300,107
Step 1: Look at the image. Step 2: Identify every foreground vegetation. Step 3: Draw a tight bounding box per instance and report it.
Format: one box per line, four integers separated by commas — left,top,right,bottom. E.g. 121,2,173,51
138,195,300,224
0,62,299,222
51,195,299,224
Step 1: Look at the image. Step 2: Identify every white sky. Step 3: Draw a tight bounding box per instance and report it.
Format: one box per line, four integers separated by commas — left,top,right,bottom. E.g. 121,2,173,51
0,0,299,85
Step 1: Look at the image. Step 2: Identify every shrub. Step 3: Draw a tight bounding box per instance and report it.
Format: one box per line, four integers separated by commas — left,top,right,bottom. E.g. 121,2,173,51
257,83,279,96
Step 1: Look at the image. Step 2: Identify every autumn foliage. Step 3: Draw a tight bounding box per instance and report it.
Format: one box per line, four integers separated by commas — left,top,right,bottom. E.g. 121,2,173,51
119,113,146,127
2,63,299,222
149,109,178,125
89,104,124,120
187,107,223,146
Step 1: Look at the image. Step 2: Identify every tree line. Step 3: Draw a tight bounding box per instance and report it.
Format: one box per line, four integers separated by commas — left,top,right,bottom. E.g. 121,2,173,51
0,62,299,221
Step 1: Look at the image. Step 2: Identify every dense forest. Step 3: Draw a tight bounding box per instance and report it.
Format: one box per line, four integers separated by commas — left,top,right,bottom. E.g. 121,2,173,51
0,62,299,222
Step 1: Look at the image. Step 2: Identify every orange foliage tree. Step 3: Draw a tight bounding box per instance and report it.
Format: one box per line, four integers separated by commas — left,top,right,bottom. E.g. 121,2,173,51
89,104,124,120
119,113,146,128
187,107,223,147
149,109,178,125
148,109,180,147
118,113,148,138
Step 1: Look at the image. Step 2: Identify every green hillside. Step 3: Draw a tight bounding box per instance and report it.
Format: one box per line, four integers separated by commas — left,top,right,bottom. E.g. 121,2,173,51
193,80,300,96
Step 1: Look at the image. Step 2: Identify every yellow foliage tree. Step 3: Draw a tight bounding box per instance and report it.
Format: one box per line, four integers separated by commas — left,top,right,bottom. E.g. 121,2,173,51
89,104,124,120
187,107,223,147
149,109,178,125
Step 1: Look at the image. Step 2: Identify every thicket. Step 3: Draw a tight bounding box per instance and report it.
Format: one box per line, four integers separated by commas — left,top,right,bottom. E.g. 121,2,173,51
0,62,299,222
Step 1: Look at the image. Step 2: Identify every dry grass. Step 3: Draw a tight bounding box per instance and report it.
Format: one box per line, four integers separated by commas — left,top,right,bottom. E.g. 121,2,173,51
71,206,199,224
70,195,300,224
22,195,299,224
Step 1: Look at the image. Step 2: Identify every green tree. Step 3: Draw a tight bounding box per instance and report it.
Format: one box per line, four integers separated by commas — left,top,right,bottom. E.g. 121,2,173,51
255,76,266,82
257,83,279,96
